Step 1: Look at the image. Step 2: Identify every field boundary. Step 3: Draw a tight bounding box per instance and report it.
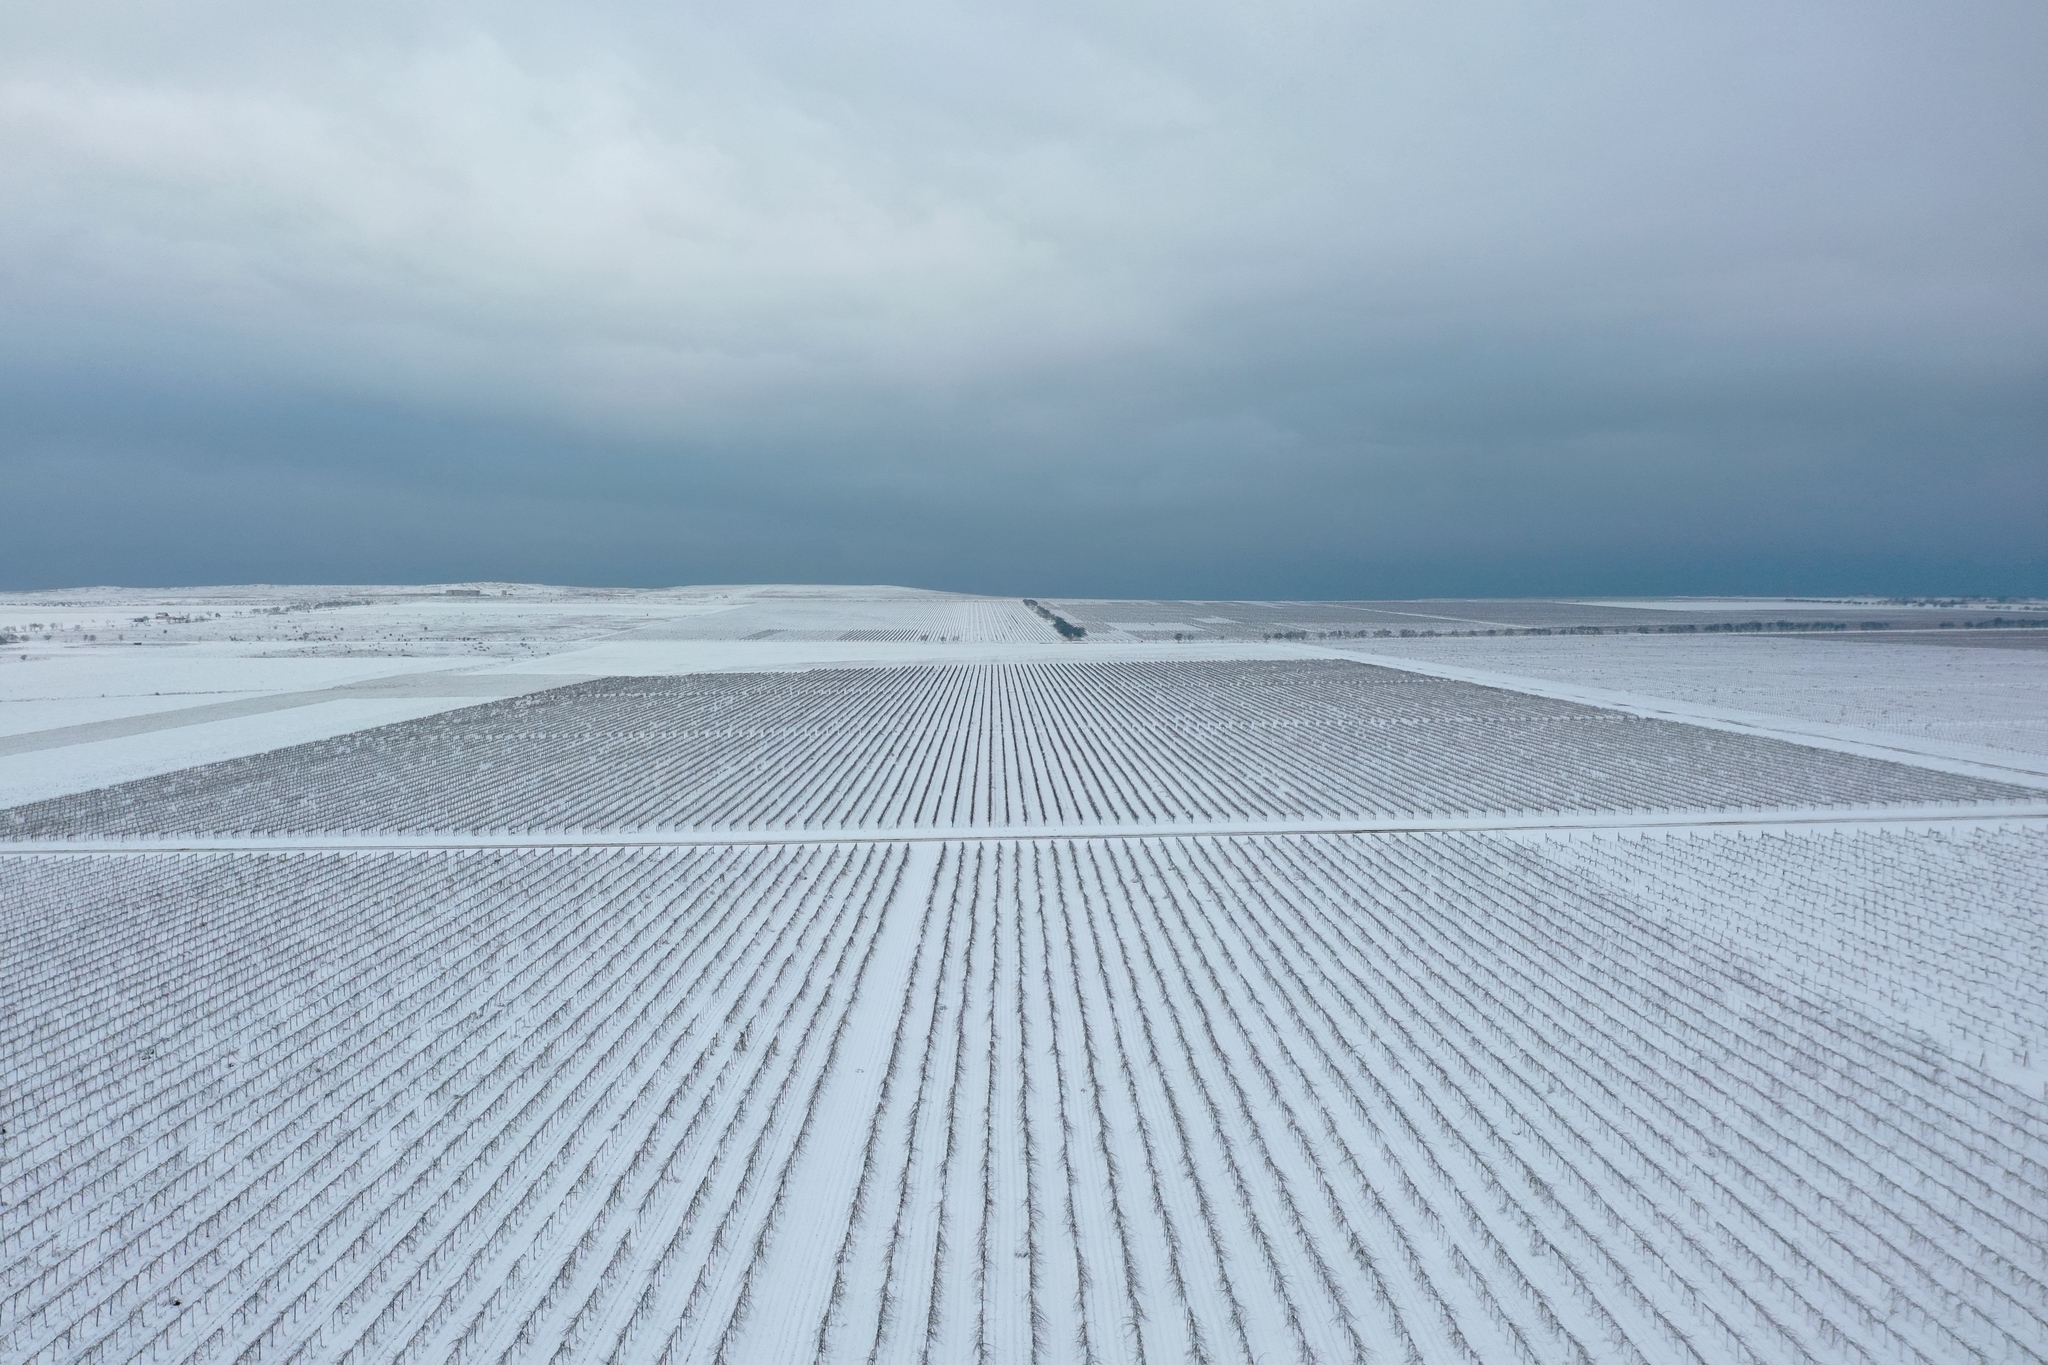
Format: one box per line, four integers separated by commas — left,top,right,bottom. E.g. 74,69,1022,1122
5,803,2045,854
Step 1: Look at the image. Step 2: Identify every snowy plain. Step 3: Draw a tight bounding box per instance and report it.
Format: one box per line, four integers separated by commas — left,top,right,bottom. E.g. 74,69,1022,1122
3,585,2046,1364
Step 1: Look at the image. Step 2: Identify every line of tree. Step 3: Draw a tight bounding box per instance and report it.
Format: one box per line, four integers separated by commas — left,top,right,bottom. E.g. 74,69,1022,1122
1022,600,1088,639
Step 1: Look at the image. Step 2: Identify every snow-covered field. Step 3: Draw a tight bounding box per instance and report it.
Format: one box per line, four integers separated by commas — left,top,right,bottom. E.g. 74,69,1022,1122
3,586,2045,1364
1338,631,2048,763
8,661,2025,841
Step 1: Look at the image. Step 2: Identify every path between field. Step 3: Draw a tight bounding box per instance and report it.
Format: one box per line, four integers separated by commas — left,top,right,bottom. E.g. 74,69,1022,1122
0,672,595,757
5,803,2044,854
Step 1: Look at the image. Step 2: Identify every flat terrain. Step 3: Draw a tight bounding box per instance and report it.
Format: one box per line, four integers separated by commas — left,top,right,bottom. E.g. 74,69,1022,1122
3,585,2045,1364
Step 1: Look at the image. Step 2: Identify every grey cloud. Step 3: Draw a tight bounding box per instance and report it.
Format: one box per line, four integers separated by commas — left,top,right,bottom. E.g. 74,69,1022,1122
1,0,2043,592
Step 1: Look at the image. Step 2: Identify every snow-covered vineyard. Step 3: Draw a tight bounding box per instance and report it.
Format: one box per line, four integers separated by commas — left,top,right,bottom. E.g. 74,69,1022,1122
2,662,2023,839
3,587,2045,1364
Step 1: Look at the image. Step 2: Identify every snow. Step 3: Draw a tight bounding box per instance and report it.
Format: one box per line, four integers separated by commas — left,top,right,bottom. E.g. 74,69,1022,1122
8,660,2028,840
1335,631,2048,763
0,694,241,740
522,636,1309,676
2,586,2044,1365
0,650,486,706
0,699,473,809
7,830,2044,1363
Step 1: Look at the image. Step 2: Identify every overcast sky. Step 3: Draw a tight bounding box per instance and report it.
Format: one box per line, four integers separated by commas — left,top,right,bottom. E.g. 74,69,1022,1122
2,0,2043,595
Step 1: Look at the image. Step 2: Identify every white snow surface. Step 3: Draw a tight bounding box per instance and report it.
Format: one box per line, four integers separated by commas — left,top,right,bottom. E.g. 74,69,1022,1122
3,586,2045,1365
0,700,471,809
1339,630,2048,761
